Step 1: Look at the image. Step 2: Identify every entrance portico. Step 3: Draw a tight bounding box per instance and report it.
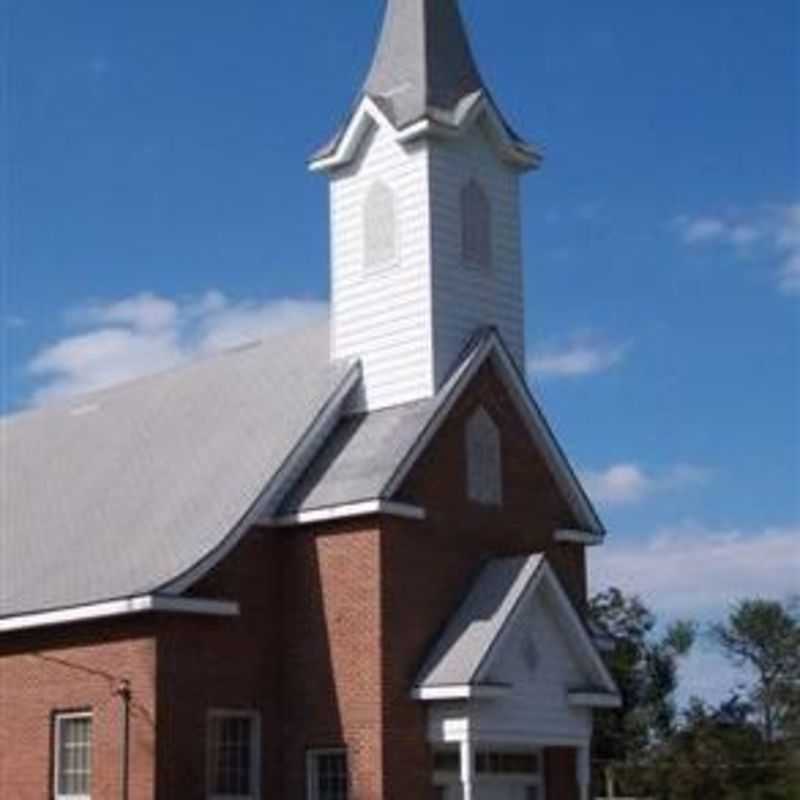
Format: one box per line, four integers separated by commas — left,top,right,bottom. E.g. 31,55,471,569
412,556,620,800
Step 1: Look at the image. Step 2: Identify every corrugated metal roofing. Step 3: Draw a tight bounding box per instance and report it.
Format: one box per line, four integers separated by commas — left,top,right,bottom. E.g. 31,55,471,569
279,398,438,514
0,322,352,619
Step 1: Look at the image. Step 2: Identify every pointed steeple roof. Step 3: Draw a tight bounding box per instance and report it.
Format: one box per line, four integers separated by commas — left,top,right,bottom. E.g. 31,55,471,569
363,0,485,128
313,0,534,163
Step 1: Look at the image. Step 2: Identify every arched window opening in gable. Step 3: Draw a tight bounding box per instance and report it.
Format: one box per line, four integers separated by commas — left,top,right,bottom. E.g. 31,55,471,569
466,406,503,506
364,181,397,272
461,179,492,270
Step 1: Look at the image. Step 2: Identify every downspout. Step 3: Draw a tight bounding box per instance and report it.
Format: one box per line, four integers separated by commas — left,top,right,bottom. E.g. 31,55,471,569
114,679,132,800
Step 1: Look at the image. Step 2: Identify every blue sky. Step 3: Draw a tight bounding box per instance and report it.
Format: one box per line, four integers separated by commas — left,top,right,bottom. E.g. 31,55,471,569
2,0,798,704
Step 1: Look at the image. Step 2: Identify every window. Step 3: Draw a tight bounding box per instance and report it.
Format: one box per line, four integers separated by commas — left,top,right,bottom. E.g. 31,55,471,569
307,749,348,800
207,710,260,800
54,712,92,800
364,181,397,271
461,179,492,270
433,748,544,799
466,406,502,506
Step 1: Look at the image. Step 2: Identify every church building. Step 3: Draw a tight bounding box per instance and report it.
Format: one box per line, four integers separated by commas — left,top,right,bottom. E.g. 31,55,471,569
0,1,620,798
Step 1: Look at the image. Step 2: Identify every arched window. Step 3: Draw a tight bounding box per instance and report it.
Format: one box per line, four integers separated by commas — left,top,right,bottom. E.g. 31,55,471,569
364,181,397,272
461,179,492,270
466,406,502,506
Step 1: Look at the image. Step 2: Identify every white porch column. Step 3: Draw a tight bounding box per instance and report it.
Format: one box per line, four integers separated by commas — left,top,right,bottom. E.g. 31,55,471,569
460,738,475,800
576,742,591,800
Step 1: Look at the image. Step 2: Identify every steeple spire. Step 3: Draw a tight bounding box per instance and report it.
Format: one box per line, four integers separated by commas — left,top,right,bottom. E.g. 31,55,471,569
363,0,484,129
312,0,536,166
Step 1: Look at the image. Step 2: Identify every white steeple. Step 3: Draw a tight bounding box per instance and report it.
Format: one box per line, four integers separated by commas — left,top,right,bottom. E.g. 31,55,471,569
311,0,540,412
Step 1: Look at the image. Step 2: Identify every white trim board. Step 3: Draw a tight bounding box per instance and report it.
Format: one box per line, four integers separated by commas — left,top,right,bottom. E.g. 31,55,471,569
309,93,540,174
412,684,511,701
0,595,239,634
555,529,605,546
268,500,425,528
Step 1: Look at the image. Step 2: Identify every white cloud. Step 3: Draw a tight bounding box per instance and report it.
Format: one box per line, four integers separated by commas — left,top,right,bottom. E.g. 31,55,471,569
675,203,800,294
528,333,629,379
580,463,710,507
590,521,800,705
28,291,328,404
590,522,800,616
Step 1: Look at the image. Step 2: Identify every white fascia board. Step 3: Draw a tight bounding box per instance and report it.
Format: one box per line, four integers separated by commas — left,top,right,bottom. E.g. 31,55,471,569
411,684,512,702
268,500,426,528
164,362,362,596
308,97,390,173
395,95,541,171
568,691,622,709
555,528,605,546
0,595,239,635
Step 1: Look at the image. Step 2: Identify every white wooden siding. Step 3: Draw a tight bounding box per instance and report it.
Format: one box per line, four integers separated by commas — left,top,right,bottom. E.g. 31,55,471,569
478,586,593,742
429,119,525,387
330,115,434,411
427,587,593,745
329,112,525,411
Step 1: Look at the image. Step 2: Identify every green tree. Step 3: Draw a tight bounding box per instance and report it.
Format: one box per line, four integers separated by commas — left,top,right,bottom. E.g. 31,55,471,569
590,587,695,797
648,696,793,800
711,598,800,743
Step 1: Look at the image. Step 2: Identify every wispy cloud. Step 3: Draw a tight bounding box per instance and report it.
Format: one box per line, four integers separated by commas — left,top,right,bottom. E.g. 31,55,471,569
591,521,800,706
528,332,630,379
28,291,328,404
580,463,711,507
675,202,800,295
590,522,799,617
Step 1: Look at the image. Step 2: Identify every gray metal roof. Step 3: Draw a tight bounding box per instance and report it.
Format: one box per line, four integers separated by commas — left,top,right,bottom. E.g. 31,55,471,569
313,0,527,160
415,555,544,689
0,322,353,619
279,397,438,514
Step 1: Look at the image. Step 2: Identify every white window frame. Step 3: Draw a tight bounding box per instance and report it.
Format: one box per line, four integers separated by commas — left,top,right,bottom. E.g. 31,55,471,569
53,710,92,800
306,748,349,800
466,406,503,507
206,709,261,800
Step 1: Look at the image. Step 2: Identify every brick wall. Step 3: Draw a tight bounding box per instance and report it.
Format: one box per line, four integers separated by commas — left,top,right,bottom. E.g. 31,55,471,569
0,360,589,799
379,360,586,798
0,620,157,799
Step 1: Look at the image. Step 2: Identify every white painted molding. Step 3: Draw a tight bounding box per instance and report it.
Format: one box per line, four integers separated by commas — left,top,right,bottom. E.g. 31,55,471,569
555,528,605,546
309,96,391,172
411,684,512,702
267,500,426,528
0,595,239,635
568,691,623,709
310,92,540,174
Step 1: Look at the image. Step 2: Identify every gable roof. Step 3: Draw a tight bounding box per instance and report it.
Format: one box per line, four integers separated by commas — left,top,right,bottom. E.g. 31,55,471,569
279,328,604,537
0,323,602,631
413,555,619,700
0,322,357,621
